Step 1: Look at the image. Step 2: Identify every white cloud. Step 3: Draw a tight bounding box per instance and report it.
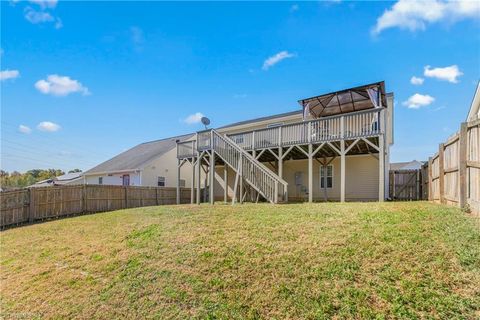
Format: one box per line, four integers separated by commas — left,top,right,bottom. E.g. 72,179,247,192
183,112,205,124
424,65,463,83
18,125,32,134
23,2,62,29
0,70,20,81
29,0,57,9
35,75,90,96
37,121,61,132
432,105,446,112
410,76,424,85
403,93,435,109
24,6,54,24
372,0,480,35
290,4,299,12
262,51,296,70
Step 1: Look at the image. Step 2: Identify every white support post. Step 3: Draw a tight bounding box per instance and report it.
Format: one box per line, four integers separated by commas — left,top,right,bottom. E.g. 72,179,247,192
223,165,228,203
239,154,244,204
308,122,312,144
278,126,282,147
378,109,385,202
278,147,283,179
252,149,257,201
190,158,195,204
232,159,240,205
176,159,181,204
204,172,208,203
210,154,215,205
274,181,279,204
340,116,345,202
209,131,215,205
379,136,385,202
252,131,256,150
308,143,313,203
196,154,202,204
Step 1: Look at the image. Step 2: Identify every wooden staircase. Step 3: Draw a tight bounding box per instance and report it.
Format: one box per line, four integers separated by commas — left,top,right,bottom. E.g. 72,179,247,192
208,129,288,204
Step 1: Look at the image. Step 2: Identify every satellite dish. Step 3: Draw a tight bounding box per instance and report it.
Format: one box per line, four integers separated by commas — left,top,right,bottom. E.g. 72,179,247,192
201,117,210,129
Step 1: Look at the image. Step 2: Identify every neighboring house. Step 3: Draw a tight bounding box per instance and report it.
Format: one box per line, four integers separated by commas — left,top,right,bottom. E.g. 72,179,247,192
390,160,424,171
83,134,194,187
177,81,394,203
30,172,83,187
467,81,479,122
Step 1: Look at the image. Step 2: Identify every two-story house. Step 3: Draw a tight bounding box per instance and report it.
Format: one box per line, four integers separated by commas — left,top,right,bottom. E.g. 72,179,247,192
176,81,394,204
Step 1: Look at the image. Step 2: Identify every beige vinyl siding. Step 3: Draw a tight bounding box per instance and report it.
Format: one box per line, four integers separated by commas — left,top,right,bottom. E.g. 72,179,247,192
141,147,192,188
345,155,379,200
212,154,379,201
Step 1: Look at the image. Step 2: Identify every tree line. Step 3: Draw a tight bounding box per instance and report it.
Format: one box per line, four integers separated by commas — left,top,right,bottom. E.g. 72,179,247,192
0,169,82,190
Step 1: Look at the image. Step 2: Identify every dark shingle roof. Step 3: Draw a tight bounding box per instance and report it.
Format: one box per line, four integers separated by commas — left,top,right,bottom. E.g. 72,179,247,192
84,133,194,175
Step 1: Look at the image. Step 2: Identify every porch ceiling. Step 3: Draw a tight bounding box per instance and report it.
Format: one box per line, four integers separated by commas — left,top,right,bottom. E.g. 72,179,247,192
254,138,380,162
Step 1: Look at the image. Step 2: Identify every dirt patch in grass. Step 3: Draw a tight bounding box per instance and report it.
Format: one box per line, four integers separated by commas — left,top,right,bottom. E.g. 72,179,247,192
1,202,479,319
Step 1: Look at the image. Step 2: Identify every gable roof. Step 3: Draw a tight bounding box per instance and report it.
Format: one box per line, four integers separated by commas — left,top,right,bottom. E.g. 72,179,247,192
30,172,83,187
84,133,194,175
390,160,424,171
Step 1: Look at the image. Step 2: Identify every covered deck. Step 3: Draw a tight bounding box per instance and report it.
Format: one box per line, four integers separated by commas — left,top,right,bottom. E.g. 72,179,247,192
177,82,389,203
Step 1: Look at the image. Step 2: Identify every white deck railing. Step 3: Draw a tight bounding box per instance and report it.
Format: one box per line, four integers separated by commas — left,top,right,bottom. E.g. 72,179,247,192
177,140,197,158
177,108,385,158
228,108,383,150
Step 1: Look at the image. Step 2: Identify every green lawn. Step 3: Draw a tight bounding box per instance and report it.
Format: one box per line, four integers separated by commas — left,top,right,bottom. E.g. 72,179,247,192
1,202,479,319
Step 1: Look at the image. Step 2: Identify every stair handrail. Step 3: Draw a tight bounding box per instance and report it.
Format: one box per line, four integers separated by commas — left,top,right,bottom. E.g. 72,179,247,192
211,129,288,187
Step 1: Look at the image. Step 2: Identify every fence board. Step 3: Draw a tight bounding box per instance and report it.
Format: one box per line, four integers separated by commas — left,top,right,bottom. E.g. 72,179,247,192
0,189,29,226
426,119,479,215
389,169,423,201
0,185,192,229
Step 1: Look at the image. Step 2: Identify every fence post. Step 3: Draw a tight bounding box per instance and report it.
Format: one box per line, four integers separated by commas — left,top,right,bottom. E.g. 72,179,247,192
124,186,128,208
458,122,468,209
428,157,433,201
391,171,395,199
82,184,87,213
156,187,159,206
415,169,421,200
439,143,445,204
28,188,35,223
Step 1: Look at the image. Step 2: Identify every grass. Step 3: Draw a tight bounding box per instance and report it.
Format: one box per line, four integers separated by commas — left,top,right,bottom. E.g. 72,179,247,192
1,202,479,319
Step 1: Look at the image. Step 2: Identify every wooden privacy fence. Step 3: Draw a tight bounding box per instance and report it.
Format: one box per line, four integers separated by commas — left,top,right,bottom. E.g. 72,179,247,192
426,119,480,215
0,185,192,229
389,169,424,201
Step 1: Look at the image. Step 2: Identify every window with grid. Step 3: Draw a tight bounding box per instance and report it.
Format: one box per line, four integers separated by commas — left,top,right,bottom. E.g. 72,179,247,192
158,176,166,187
320,165,333,189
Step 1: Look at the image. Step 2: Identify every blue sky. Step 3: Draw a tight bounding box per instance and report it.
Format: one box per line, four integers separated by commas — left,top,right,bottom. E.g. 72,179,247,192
1,0,479,172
